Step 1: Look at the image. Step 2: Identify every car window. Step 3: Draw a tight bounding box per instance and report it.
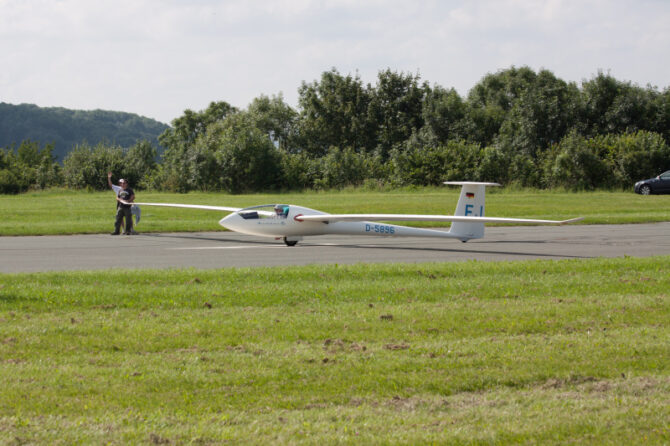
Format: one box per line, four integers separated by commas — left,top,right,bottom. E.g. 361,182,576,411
661,171,670,179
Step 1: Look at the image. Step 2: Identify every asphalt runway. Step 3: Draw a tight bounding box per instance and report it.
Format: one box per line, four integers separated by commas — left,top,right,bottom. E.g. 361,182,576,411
2,223,669,273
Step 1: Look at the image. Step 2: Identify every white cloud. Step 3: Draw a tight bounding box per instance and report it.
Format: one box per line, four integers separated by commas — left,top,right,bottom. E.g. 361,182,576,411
1,0,669,123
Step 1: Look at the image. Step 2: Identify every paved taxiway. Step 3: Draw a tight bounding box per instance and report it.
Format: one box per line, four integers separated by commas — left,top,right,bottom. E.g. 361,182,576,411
2,222,669,272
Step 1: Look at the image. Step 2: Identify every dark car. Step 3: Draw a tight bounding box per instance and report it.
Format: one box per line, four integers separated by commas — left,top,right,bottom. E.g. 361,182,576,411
634,170,670,195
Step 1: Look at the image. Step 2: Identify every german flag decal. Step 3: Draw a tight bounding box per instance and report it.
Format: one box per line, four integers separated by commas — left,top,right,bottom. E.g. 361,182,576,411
466,192,475,198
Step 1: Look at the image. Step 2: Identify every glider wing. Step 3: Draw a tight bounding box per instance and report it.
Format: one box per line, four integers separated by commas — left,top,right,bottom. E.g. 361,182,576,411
131,201,241,212
297,214,583,225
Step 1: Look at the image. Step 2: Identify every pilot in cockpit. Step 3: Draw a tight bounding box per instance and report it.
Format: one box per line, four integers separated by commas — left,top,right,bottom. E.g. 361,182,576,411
274,204,289,218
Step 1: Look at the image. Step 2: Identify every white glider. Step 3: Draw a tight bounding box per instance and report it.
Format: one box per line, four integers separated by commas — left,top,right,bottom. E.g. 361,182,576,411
132,182,582,246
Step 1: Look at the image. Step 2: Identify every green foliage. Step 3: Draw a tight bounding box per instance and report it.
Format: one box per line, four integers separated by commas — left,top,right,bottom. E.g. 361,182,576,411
210,113,283,193
154,101,237,192
0,168,20,194
368,69,426,157
422,85,471,143
61,141,158,190
391,140,483,186
124,140,158,188
297,68,374,156
180,97,300,192
466,66,538,146
314,146,377,189
543,131,612,190
477,145,510,184
507,154,541,188
62,143,124,190
0,140,62,193
0,102,168,161
248,94,299,151
608,130,670,184
158,101,236,150
3,67,670,194
581,71,659,136
279,151,320,190
542,130,670,190
652,88,670,142
498,70,581,158
296,68,427,158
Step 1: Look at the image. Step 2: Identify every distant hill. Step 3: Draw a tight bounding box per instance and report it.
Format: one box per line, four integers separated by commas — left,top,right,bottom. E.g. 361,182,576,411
0,102,170,161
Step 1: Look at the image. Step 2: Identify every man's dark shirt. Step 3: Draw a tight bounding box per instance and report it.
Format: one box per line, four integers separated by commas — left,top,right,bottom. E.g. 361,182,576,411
117,187,134,209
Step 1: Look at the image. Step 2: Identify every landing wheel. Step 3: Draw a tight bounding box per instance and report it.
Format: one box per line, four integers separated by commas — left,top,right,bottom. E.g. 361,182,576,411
640,185,652,195
283,237,298,247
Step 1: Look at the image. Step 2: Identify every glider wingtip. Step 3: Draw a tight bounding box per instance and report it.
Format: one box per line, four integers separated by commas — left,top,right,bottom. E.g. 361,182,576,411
561,217,584,225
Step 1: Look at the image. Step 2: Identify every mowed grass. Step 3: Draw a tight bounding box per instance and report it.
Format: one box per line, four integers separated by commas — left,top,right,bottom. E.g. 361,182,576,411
1,187,669,235
0,257,668,444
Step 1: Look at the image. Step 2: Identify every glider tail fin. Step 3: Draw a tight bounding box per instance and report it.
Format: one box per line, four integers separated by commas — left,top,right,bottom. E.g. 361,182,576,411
444,181,501,241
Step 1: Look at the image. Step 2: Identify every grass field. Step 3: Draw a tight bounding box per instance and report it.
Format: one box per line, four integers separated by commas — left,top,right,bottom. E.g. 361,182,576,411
1,257,669,444
1,187,669,236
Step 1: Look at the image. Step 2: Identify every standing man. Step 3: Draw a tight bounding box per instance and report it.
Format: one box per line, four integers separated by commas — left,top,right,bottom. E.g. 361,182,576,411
107,172,135,235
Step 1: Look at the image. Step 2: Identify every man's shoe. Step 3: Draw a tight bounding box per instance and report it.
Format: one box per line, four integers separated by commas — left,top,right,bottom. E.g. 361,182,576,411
110,232,120,235
123,232,131,235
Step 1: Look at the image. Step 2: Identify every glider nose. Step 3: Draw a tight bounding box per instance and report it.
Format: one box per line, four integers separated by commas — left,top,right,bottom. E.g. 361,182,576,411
219,213,239,230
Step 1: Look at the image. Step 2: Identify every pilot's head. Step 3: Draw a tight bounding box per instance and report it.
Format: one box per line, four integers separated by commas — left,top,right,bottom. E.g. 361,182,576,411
275,205,284,215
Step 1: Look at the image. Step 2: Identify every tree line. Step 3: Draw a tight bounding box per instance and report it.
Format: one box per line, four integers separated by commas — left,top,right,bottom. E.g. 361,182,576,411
2,66,669,194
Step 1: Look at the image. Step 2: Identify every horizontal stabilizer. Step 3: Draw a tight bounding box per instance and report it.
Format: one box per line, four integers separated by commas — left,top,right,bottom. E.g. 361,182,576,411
296,214,583,225
444,181,501,187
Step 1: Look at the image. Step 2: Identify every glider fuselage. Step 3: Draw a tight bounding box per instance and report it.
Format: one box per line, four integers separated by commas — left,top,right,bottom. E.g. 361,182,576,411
219,205,460,239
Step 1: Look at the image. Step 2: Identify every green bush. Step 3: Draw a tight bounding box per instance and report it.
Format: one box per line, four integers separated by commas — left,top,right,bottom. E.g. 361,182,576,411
0,141,62,193
62,143,124,190
279,151,320,190
61,141,158,190
608,130,670,185
314,147,374,189
391,140,482,186
477,146,510,184
543,131,612,190
0,169,20,194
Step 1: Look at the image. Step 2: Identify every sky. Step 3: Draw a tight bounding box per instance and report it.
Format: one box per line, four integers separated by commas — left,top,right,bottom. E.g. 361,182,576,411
2,0,669,124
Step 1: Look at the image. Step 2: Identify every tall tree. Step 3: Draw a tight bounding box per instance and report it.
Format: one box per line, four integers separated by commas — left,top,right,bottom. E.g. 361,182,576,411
466,66,538,146
159,101,237,149
581,72,656,136
124,140,158,188
498,70,581,157
157,101,237,192
207,112,282,193
421,85,470,144
247,94,298,152
651,88,670,142
297,69,374,156
368,69,426,157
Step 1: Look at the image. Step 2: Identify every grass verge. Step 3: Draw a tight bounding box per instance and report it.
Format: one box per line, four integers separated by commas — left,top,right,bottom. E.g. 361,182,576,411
1,187,669,235
1,257,668,444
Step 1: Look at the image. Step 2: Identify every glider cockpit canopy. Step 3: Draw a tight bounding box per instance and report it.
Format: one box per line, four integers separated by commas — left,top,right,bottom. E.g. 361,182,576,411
237,204,290,220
